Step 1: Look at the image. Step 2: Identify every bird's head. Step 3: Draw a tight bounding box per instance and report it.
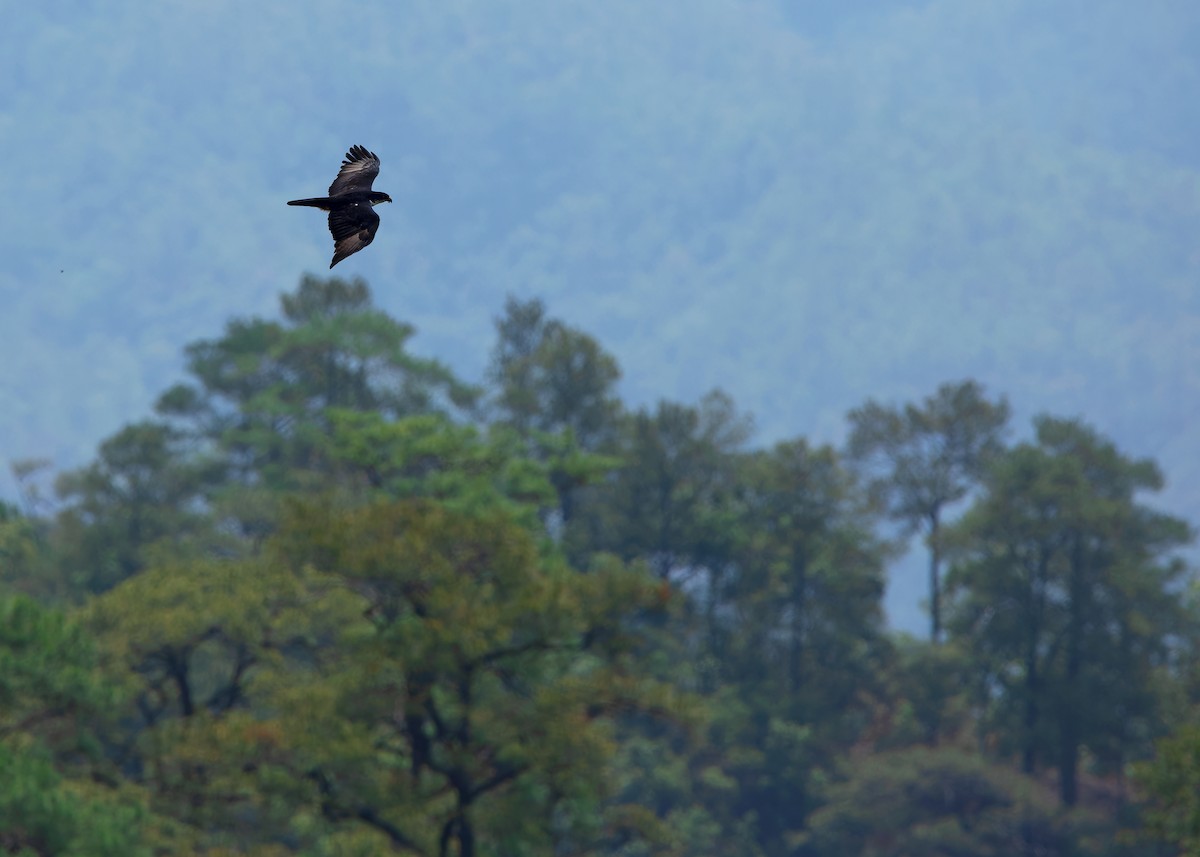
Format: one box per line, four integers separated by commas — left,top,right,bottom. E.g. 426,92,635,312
369,191,393,206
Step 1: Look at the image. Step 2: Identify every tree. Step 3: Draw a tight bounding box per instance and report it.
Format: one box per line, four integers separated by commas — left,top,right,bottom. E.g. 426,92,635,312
0,461,60,599
0,501,43,596
157,274,477,492
806,747,1106,857
487,296,625,531
0,742,151,856
488,295,622,453
846,379,1010,643
265,498,682,856
722,439,887,727
1135,723,1200,856
709,439,889,852
53,420,221,593
323,408,558,521
0,594,150,855
80,409,685,854
946,417,1194,806
578,390,751,582
82,555,318,845
599,433,890,857
879,636,974,749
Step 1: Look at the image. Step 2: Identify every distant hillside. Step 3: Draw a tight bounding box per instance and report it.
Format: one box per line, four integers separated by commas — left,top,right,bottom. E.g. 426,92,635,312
3,0,1198,567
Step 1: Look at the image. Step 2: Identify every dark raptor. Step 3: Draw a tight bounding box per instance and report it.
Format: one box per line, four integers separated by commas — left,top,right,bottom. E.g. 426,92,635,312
288,145,393,268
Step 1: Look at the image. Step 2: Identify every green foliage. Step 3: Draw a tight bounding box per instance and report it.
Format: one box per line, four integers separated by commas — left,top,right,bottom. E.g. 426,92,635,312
721,438,888,739
880,636,974,749
324,409,559,521
947,417,1195,805
6,278,1197,854
81,553,352,844
489,296,623,452
0,594,107,736
53,420,222,593
77,491,684,854
0,501,49,598
157,275,478,492
577,390,751,580
489,296,626,531
0,594,150,854
846,380,1011,528
846,379,1010,641
266,498,685,854
1136,723,1200,856
0,742,149,857
806,747,1101,857
85,557,300,716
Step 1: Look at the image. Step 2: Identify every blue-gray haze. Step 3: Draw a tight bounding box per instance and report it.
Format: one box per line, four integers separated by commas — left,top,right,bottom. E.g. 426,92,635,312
3,0,1198,631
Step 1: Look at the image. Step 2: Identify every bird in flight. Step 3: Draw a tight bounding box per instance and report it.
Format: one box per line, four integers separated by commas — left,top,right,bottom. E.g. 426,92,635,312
288,145,393,268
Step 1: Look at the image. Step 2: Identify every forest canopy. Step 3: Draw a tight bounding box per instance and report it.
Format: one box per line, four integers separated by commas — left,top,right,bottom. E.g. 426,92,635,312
2,275,1198,855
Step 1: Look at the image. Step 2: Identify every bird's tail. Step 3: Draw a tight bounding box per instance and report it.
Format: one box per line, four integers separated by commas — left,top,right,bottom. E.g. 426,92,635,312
287,197,333,209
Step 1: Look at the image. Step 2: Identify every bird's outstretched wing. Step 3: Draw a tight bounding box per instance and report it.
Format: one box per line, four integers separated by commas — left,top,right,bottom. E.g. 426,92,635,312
327,202,381,268
327,145,381,197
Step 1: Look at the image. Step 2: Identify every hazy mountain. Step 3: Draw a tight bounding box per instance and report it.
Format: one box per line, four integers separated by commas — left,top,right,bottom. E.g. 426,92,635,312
3,0,1197,628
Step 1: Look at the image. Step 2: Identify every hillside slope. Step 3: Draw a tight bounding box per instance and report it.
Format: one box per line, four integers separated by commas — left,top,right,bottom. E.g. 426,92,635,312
2,0,1197,551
